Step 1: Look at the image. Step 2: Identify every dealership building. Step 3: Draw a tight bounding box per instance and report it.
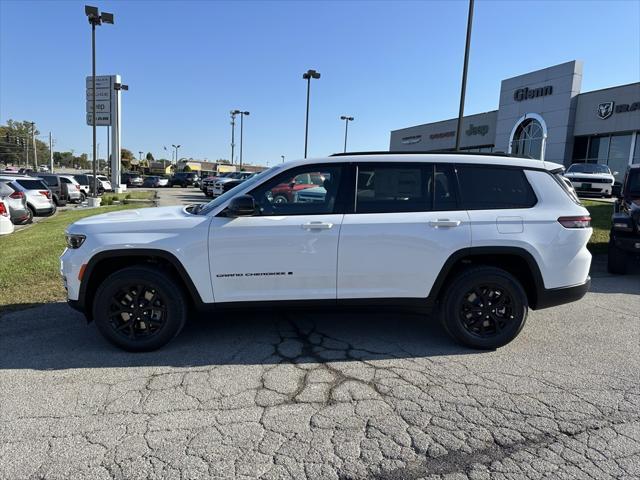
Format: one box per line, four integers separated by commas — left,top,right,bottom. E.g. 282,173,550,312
389,61,640,182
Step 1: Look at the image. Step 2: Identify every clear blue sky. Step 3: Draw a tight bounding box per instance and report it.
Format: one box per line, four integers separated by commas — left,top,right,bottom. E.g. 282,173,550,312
1,0,639,166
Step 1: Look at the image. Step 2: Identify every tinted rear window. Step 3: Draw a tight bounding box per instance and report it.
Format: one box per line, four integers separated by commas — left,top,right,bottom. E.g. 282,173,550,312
457,166,537,209
74,175,89,184
40,176,58,186
16,179,48,190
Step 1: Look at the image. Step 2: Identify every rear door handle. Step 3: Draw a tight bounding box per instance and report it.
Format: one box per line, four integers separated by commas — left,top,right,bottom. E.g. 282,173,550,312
429,219,461,228
302,222,333,230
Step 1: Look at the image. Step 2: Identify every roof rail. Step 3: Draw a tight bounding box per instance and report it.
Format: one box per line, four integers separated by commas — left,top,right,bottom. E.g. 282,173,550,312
330,150,521,158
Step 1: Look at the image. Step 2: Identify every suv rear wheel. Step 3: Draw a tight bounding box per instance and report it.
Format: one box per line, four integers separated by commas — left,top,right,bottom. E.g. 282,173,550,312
440,267,528,349
93,266,188,351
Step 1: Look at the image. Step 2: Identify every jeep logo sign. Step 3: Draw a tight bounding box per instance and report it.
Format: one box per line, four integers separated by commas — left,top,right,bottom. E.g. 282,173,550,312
514,85,553,102
466,124,489,136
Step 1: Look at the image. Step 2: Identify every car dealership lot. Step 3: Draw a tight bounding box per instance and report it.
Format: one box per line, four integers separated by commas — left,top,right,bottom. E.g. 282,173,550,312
0,258,639,479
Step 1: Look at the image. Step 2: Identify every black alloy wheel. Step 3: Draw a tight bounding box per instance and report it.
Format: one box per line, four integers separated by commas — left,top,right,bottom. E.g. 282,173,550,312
440,266,528,349
93,267,187,351
108,284,167,340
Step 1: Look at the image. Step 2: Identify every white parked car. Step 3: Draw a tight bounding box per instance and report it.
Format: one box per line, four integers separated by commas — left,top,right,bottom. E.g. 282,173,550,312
0,198,15,235
0,176,56,217
61,153,592,352
563,163,616,197
87,174,113,193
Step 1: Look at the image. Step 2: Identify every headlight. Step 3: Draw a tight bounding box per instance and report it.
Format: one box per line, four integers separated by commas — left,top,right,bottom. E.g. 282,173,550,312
65,233,86,249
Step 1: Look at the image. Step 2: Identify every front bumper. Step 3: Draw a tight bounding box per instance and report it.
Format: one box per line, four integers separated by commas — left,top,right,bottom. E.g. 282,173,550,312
534,277,591,310
570,181,612,195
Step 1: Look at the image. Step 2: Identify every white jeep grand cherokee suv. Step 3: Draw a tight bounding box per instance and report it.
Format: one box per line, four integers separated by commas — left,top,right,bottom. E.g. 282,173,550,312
61,153,592,352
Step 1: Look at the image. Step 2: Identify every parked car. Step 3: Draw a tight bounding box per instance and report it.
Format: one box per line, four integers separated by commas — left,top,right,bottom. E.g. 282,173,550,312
268,171,326,203
86,174,113,193
169,172,199,187
607,164,640,274
0,199,15,235
121,172,144,187
563,163,616,198
73,174,92,196
202,172,234,196
0,176,56,217
58,175,84,203
209,171,257,197
0,181,31,224
37,174,69,206
213,172,262,196
62,152,592,352
142,176,169,188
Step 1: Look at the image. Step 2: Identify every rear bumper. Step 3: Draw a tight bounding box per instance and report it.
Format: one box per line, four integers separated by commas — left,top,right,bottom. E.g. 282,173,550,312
534,277,591,310
612,235,640,254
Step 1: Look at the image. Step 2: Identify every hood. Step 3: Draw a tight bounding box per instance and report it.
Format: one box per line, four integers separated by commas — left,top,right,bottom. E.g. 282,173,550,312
73,205,187,226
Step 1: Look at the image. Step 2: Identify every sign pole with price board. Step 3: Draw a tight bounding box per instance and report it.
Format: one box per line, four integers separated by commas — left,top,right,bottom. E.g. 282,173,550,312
86,74,124,193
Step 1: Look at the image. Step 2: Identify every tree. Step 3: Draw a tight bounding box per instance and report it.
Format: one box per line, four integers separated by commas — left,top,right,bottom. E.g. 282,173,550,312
145,152,154,162
121,148,134,161
0,119,50,168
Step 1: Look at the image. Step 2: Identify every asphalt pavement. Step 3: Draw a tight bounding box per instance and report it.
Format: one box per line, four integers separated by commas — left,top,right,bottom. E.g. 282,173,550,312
0,187,638,480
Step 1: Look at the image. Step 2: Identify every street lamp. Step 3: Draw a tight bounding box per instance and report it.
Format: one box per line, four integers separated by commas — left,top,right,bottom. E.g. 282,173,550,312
455,0,474,151
302,69,321,158
340,116,354,153
237,110,249,169
172,144,181,164
85,5,114,198
281,155,285,163
230,110,238,164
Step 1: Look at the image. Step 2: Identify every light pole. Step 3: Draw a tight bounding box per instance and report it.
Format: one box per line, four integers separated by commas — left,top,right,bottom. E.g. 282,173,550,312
340,116,354,153
230,110,238,164
85,5,114,198
172,144,181,164
281,155,285,163
235,110,249,169
302,69,321,158
455,0,474,151
29,122,37,170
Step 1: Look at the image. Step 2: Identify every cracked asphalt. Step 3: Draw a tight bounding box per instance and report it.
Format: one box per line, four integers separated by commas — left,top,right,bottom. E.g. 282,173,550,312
1,261,638,480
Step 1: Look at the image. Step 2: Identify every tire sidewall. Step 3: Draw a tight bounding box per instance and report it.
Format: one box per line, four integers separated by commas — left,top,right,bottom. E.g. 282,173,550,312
442,268,528,349
93,267,187,352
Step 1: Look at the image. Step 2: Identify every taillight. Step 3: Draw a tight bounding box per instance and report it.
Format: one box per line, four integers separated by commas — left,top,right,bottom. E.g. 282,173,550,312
0,202,8,217
558,216,591,228
39,190,51,199
9,191,24,199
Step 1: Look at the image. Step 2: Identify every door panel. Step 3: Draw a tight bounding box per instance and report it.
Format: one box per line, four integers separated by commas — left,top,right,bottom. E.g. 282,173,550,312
337,211,471,299
210,215,343,302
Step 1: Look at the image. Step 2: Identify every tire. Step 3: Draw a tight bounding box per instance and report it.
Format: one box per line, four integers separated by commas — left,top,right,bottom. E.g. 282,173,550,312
17,207,33,225
273,195,288,204
440,266,528,350
93,266,188,352
26,204,36,219
80,192,86,203
607,239,628,275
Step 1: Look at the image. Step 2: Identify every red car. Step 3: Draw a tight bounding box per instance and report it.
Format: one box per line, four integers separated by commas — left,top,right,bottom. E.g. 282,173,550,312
269,172,325,203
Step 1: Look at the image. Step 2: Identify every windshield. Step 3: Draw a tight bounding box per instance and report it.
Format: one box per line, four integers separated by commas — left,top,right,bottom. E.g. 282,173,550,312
197,165,282,215
567,163,611,174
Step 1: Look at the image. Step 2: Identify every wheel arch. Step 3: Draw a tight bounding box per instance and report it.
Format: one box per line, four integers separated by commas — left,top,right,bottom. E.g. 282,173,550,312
78,249,204,321
430,247,544,310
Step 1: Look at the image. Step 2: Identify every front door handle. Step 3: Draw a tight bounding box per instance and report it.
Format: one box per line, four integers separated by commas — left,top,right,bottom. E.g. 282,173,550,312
429,219,461,228
302,222,333,230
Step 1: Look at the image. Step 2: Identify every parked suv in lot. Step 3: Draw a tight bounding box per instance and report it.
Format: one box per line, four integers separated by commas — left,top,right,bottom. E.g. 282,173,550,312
170,172,199,187
607,164,640,274
61,153,592,352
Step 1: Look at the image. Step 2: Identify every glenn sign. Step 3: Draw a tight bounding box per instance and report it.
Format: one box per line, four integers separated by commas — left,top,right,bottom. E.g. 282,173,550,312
514,85,553,102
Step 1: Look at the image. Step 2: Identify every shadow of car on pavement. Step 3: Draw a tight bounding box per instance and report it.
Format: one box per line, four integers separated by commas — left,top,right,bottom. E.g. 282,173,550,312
0,302,477,371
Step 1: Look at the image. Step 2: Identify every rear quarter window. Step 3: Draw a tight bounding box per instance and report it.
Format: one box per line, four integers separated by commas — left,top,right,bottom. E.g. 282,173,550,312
456,165,537,209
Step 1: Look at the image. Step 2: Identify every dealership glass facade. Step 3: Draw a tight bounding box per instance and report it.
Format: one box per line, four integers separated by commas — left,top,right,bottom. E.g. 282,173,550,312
572,132,637,180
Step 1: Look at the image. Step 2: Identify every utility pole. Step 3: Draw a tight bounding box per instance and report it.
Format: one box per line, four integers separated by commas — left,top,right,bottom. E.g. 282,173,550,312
455,0,474,151
49,132,53,172
25,136,29,167
30,122,37,170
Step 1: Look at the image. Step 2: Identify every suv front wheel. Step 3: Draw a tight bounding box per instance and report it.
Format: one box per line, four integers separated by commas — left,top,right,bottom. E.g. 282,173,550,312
93,266,188,351
440,266,528,349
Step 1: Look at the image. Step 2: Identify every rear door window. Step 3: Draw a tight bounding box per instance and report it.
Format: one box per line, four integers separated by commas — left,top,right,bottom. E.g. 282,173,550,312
456,165,537,209
355,164,432,213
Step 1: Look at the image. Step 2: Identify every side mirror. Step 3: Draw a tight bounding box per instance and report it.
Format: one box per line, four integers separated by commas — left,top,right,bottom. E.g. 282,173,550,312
612,184,622,199
226,195,255,217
